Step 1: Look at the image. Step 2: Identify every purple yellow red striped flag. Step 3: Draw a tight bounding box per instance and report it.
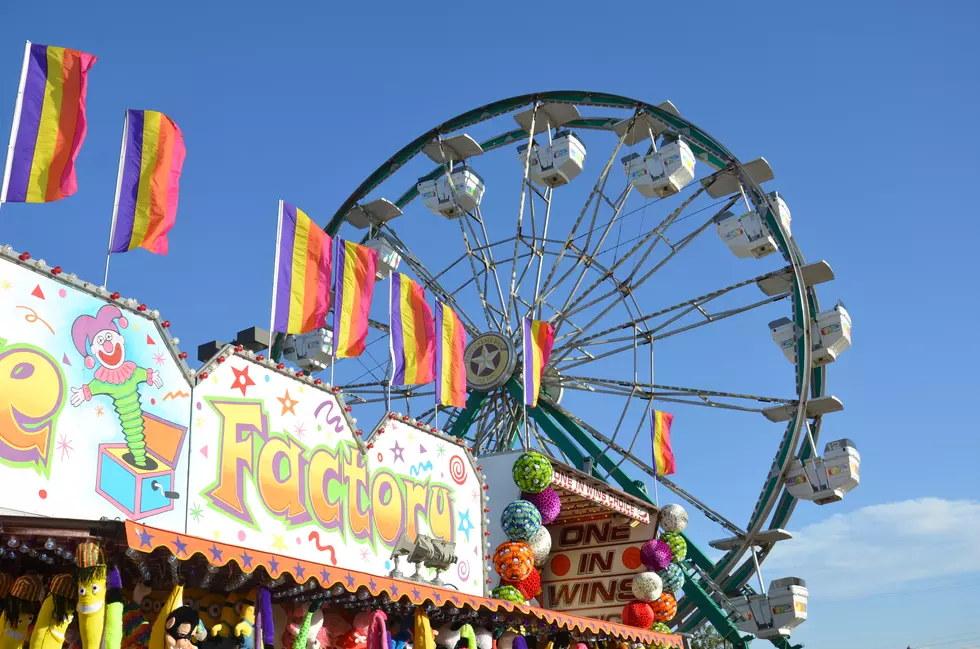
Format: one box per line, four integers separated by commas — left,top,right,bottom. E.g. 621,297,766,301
1,41,97,204
435,301,467,407
109,110,186,255
390,273,435,386
523,317,555,407
271,201,332,334
652,410,676,476
332,239,378,358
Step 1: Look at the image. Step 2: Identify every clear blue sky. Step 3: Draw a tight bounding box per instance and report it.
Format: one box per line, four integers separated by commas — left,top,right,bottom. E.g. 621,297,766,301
2,1,979,648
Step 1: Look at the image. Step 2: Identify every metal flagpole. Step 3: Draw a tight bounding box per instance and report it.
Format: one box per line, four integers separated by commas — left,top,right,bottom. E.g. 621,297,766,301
386,274,393,412
269,200,284,343
103,110,129,287
651,337,660,508
0,41,33,215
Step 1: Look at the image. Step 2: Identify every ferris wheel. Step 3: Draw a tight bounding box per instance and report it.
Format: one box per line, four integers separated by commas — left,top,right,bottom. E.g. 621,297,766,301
279,92,860,646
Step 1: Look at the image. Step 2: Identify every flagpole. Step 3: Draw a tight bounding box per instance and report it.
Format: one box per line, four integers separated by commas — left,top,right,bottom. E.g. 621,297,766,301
103,110,129,287
269,200,284,344
386,273,393,413
651,337,660,508
0,40,32,214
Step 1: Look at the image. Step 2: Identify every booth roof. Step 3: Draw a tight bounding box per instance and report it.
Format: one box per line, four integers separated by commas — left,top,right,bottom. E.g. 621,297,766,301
125,522,680,647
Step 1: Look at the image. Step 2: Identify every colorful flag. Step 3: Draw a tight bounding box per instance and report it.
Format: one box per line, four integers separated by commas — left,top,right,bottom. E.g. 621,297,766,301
109,110,186,255
271,201,332,334
333,239,378,358
523,317,555,407
390,273,435,386
435,301,467,407
1,42,97,203
652,410,676,476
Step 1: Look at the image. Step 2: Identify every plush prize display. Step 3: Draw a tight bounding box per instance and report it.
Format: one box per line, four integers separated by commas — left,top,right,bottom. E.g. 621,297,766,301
102,569,124,649
520,488,561,525
212,593,239,639
163,606,202,649
650,593,677,623
76,542,108,649
0,574,13,618
489,586,524,604
526,528,551,567
29,573,77,649
659,532,687,562
1,574,43,649
500,502,542,542
620,602,654,629
629,572,663,603
657,564,685,594
492,543,534,582
639,540,672,572
150,585,184,649
512,453,553,494
234,591,256,649
658,505,688,533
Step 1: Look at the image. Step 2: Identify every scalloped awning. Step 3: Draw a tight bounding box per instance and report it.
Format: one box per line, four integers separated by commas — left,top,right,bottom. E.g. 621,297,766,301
125,522,680,646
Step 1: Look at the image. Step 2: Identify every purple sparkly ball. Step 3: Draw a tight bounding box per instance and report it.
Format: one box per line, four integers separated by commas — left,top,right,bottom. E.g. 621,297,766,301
640,539,673,571
521,487,561,524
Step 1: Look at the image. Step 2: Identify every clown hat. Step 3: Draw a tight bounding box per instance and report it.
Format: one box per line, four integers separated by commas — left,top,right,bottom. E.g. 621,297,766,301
48,574,76,600
70,305,129,370
76,542,105,569
11,574,43,603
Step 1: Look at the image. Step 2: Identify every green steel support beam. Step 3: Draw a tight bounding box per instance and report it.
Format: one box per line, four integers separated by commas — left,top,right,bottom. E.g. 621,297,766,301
678,564,751,649
502,379,586,470
445,390,488,440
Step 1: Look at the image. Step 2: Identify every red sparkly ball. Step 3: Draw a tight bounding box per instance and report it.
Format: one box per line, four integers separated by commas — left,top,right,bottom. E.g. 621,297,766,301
507,567,542,600
651,592,677,622
622,601,655,628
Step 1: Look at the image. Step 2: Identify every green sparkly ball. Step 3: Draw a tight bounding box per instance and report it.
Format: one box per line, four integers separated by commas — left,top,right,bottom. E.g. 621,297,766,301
649,623,671,634
660,531,687,562
513,452,553,494
492,584,526,604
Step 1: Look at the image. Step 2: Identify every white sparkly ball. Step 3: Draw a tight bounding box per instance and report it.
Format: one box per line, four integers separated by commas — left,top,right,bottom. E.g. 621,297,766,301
528,526,552,566
659,504,689,533
631,571,664,602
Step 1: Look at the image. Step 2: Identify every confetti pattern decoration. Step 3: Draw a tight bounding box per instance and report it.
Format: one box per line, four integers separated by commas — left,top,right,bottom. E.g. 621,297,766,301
512,451,553,493
332,239,377,358
522,317,554,407
2,42,97,203
270,202,332,334
500,501,542,542
390,273,435,386
109,110,187,255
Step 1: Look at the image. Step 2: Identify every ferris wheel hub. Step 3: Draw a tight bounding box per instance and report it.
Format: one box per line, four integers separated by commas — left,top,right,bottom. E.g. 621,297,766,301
463,332,517,392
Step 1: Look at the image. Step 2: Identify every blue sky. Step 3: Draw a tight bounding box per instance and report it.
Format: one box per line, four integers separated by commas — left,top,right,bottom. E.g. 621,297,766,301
2,1,979,648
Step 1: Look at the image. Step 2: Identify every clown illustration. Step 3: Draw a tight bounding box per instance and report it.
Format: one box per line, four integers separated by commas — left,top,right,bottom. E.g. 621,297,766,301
69,305,164,469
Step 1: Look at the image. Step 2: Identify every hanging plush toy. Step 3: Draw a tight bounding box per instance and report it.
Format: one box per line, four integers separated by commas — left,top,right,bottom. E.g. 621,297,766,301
234,592,256,649
102,568,125,649
0,574,14,626
211,593,238,639
163,607,201,649
1,574,43,649
150,585,184,649
75,543,107,649
31,573,78,649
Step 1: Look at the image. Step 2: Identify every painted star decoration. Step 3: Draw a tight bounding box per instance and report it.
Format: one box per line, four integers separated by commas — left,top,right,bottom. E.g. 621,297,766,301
231,366,256,397
457,509,474,543
152,351,166,366
271,534,288,552
190,503,204,523
277,389,298,416
56,434,74,461
0,279,11,291
436,444,447,458
95,405,105,417
390,441,405,463
293,421,307,439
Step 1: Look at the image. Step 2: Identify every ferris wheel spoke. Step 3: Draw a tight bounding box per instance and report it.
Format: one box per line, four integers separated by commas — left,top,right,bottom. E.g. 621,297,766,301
455,217,503,331
558,376,795,412
506,104,541,335
465,209,511,329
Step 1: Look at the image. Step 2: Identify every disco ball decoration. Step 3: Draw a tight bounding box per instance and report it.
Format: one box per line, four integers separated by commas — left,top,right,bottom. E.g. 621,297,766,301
508,568,541,601
501,500,543,541
528,527,552,566
493,542,534,582
657,563,685,593
649,623,672,634
621,601,654,629
491,585,526,604
512,452,553,494
640,539,673,571
650,592,677,623
630,571,663,602
521,487,561,524
660,531,687,562
659,504,688,533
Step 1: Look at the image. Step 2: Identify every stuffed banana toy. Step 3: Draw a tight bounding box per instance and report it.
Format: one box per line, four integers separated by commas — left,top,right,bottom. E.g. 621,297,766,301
234,592,255,649
75,543,107,649
150,585,183,649
102,568,125,649
29,574,77,649
1,574,43,649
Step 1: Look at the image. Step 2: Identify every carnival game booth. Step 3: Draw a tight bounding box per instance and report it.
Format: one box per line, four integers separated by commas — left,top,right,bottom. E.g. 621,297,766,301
0,250,682,649
481,453,691,637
